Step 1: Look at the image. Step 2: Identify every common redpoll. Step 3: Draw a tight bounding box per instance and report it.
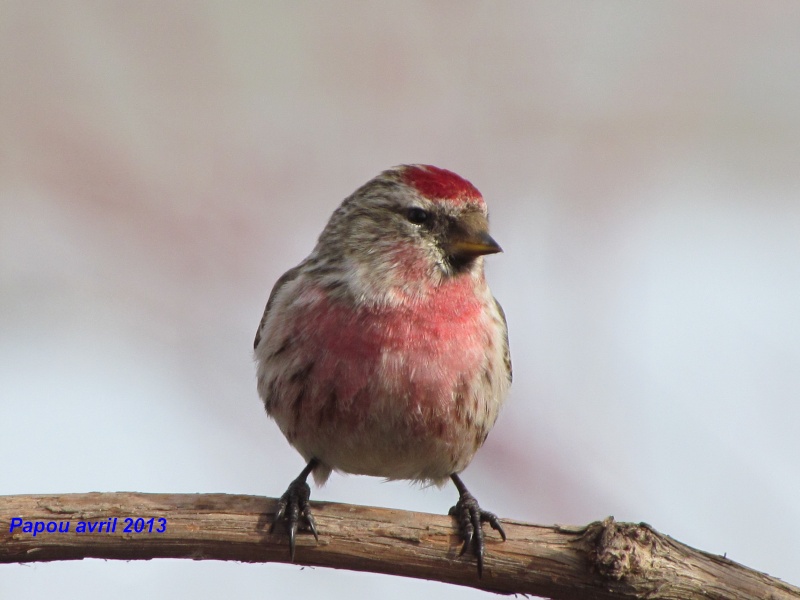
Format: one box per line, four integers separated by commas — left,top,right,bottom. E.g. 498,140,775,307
254,164,511,576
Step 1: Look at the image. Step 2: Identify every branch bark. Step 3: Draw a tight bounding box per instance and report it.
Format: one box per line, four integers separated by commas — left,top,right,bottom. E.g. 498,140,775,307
0,492,796,599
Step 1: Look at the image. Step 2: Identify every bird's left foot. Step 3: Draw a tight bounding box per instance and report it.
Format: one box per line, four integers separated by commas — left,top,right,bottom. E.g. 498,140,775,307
448,474,506,578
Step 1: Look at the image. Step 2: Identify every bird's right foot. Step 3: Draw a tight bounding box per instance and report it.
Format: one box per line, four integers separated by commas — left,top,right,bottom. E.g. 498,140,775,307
271,459,319,561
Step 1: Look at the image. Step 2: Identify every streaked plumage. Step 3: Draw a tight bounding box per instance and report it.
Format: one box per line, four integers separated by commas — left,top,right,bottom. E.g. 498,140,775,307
254,164,511,576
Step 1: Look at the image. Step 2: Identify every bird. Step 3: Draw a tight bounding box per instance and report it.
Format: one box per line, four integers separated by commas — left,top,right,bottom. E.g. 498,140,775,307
254,164,511,577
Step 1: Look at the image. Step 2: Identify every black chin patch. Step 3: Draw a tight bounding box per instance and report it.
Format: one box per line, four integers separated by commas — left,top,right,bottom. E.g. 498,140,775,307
446,253,478,274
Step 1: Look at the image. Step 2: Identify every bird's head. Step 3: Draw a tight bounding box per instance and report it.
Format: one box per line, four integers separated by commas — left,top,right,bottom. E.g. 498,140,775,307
312,165,501,302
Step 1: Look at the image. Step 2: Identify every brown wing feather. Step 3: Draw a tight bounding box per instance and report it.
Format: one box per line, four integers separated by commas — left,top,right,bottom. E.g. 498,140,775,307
254,265,303,350
493,297,512,384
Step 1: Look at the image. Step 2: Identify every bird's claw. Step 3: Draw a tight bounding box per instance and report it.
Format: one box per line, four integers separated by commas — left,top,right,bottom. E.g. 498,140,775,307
449,491,506,578
271,478,318,561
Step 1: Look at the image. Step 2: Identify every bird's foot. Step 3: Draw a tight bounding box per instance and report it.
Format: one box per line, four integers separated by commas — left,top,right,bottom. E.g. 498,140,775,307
449,475,506,578
271,460,319,561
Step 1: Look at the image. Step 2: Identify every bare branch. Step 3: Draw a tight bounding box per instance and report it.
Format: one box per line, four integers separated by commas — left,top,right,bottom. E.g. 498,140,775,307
1,492,797,599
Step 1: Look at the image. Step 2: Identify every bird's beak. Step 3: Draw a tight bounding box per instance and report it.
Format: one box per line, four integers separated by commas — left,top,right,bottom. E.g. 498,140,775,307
448,231,503,258
445,212,503,260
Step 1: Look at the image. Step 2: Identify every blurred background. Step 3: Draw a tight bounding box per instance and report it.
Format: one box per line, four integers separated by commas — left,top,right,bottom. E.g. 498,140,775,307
2,1,799,597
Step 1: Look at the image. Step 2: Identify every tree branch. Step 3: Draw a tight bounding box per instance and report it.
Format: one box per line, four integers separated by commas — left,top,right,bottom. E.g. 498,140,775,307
1,492,796,598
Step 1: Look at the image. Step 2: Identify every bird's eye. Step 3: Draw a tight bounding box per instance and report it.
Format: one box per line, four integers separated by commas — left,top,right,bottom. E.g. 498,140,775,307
406,207,429,225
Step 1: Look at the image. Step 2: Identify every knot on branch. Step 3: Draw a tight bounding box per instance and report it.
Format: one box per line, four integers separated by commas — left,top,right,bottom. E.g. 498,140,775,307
581,516,660,581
